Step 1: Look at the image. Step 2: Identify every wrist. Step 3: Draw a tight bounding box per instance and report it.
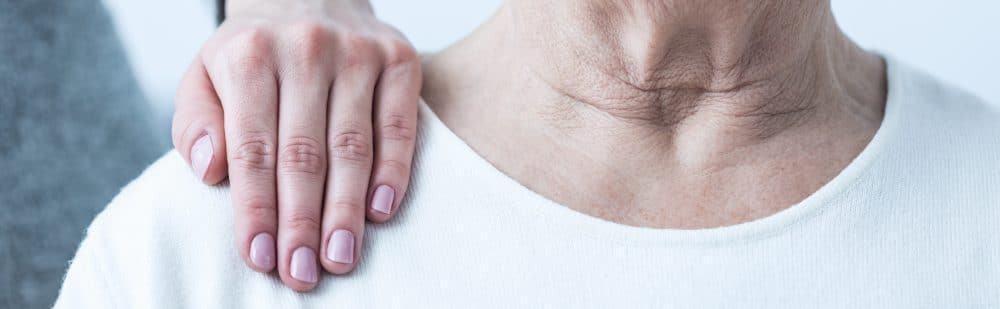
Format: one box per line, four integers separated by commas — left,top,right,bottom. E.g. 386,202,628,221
225,0,373,19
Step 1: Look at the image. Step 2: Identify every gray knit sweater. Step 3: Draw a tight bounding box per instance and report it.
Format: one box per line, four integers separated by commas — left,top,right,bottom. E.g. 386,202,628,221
0,1,166,308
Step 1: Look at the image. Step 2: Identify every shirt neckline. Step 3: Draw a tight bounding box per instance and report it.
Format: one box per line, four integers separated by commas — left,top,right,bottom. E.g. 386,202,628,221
416,56,907,246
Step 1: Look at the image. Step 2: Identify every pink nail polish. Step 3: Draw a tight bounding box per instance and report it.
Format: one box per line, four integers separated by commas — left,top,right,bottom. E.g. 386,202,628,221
249,233,275,270
290,247,318,283
371,185,395,215
190,135,213,181
327,229,355,264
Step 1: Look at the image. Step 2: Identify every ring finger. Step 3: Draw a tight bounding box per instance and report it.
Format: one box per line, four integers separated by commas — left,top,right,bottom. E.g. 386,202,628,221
319,56,380,274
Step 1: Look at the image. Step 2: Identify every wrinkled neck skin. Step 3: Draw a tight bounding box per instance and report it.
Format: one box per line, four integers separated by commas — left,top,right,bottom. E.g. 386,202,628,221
422,0,887,228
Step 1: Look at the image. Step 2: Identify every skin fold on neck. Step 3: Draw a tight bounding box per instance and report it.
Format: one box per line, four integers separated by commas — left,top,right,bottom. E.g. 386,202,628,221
421,0,887,229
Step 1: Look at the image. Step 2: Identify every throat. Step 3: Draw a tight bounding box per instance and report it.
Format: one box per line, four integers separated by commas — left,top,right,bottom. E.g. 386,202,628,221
420,1,887,229
511,1,843,144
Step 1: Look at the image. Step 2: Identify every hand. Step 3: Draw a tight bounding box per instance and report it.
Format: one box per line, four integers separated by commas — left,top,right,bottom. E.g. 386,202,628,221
171,0,421,291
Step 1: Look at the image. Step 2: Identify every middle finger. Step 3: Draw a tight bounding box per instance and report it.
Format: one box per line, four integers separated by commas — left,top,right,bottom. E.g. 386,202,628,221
274,30,336,291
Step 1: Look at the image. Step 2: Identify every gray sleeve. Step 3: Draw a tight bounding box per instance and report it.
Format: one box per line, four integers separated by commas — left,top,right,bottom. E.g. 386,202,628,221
0,1,165,308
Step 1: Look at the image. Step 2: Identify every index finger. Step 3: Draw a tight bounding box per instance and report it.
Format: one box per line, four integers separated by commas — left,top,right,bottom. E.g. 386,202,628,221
206,33,281,274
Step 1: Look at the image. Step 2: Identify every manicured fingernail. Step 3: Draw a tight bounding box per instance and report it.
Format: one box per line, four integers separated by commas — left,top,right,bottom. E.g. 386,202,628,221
327,229,355,264
249,233,275,270
371,185,395,215
190,135,213,181
290,247,318,283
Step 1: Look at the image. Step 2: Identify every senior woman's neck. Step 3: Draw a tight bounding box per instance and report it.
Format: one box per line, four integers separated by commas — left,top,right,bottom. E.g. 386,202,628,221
429,0,885,153
515,0,833,92
422,1,886,228
509,0,882,130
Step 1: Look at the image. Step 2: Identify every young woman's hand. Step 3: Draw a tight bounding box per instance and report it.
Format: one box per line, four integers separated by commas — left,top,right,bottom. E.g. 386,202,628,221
171,0,420,292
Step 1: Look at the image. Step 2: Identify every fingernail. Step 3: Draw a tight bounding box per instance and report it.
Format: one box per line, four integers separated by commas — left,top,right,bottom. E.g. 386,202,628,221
249,233,276,270
327,229,355,264
371,185,395,215
190,135,213,181
290,247,318,283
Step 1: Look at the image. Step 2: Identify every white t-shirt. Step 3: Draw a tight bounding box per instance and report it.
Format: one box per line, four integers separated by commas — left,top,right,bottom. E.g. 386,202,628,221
56,58,1000,308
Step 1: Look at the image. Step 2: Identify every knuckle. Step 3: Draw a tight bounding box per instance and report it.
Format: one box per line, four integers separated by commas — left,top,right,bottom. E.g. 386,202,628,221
328,200,364,213
242,199,277,221
232,135,276,172
380,38,418,66
285,22,331,66
378,114,415,142
288,21,328,43
329,129,372,164
377,159,411,175
339,34,380,70
284,210,321,232
220,54,269,80
342,33,378,51
278,137,326,175
219,30,274,76
224,27,272,57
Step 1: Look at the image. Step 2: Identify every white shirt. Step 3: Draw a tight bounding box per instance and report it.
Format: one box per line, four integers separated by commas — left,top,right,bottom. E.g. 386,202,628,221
56,58,1000,308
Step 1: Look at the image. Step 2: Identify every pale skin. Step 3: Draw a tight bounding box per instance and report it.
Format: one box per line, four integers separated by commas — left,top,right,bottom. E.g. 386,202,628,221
172,0,421,291
173,0,886,292
421,0,886,228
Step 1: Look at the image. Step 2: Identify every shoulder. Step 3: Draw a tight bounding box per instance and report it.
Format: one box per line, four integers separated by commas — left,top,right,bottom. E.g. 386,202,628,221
91,150,235,246
59,151,282,307
890,59,1000,134
875,58,1000,205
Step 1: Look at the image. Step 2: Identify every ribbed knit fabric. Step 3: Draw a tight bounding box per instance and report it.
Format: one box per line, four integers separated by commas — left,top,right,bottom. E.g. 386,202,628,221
55,58,1000,308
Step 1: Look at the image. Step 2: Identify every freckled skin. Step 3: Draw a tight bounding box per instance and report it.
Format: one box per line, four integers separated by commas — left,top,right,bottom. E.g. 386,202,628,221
420,0,886,229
